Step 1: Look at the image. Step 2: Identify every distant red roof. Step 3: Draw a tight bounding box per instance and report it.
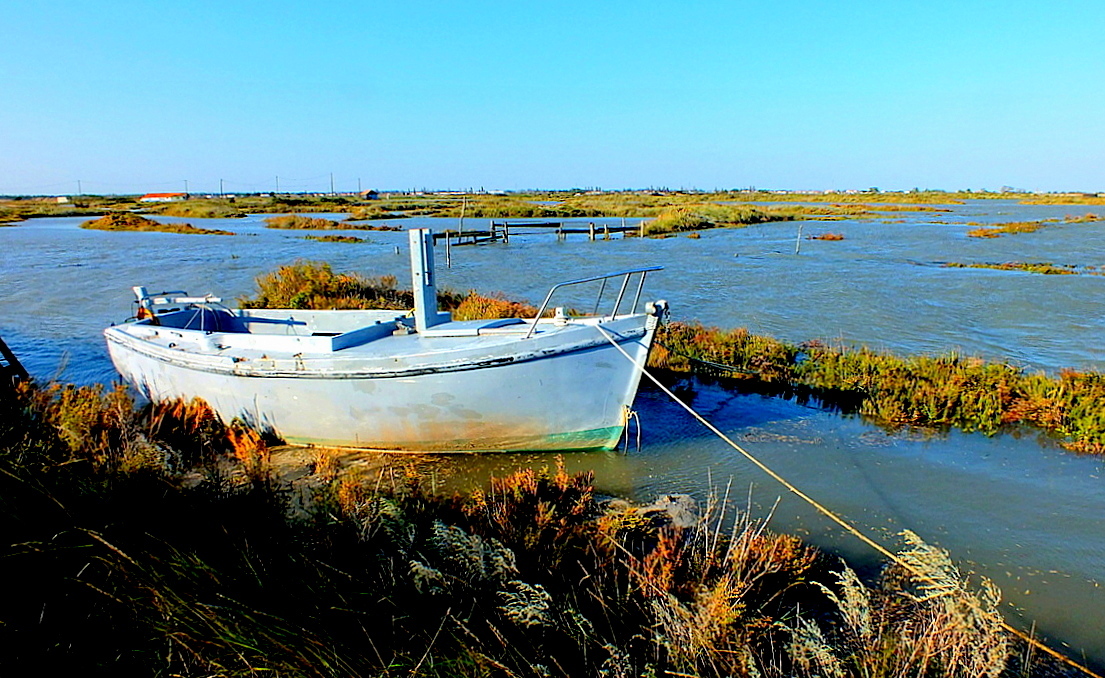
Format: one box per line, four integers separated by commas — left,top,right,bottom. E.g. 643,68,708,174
139,192,188,200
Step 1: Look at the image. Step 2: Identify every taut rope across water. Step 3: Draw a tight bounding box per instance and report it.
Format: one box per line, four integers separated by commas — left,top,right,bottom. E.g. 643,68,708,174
596,324,1103,678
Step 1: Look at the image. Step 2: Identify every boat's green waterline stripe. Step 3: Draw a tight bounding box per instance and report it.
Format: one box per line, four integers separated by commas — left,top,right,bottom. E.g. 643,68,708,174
281,425,626,453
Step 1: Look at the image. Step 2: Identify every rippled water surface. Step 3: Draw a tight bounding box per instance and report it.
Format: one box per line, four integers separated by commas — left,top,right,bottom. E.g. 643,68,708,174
2,202,1104,665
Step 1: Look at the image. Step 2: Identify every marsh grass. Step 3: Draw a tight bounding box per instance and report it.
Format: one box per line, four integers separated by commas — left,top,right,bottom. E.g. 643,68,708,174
0,196,123,221
344,222,403,231
451,293,540,320
265,214,344,229
1019,196,1105,206
152,200,246,219
652,322,1105,455
237,259,540,320
788,531,1007,678
642,204,795,235
303,234,366,243
942,262,1092,276
0,379,998,675
268,213,404,231
967,213,1101,238
238,260,425,310
722,190,972,204
80,213,234,235
4,379,1085,676
335,193,945,225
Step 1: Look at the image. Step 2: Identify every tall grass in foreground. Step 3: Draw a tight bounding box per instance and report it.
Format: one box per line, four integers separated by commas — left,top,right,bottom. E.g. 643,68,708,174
652,323,1105,454
1,380,1052,676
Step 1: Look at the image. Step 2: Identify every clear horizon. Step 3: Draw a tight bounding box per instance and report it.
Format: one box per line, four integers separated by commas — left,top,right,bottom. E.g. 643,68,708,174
3,0,1103,195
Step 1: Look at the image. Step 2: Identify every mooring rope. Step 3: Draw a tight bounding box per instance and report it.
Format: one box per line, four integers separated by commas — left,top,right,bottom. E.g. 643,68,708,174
596,324,1103,678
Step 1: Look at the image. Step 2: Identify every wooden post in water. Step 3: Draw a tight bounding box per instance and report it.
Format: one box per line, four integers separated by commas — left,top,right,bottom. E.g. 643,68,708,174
603,223,610,240
795,223,804,255
589,222,595,241
503,222,509,243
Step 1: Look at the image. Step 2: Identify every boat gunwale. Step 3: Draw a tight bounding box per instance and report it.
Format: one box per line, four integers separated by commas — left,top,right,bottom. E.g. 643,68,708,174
104,319,653,380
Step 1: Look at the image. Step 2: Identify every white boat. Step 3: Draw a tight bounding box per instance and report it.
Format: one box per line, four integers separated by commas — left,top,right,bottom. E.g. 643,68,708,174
104,229,667,451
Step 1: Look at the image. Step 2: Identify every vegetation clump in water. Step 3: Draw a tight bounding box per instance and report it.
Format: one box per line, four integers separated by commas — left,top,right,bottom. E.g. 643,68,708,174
80,212,234,235
265,214,344,229
942,261,1093,275
642,204,794,235
303,234,366,243
1,379,1045,677
267,213,403,231
966,213,1101,238
653,322,1105,454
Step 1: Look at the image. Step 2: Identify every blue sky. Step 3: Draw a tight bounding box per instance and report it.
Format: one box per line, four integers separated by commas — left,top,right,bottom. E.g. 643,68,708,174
2,0,1102,194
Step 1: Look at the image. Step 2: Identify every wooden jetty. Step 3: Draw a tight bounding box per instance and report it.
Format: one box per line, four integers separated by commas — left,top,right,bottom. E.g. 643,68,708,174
432,219,643,247
0,334,28,388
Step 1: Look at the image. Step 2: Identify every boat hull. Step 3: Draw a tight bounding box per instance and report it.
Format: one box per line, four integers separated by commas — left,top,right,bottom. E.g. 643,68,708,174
105,318,657,452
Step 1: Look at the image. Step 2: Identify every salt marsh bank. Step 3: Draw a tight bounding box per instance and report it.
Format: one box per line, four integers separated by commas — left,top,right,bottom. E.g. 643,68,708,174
2,201,1104,667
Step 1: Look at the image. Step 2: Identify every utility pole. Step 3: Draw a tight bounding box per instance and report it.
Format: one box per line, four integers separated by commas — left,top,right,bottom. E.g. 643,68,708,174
276,176,280,194
330,173,335,195
184,179,189,195
77,179,82,196
220,179,224,197
357,177,362,193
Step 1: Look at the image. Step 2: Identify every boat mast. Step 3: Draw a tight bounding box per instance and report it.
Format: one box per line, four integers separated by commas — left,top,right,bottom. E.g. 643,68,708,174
408,229,447,332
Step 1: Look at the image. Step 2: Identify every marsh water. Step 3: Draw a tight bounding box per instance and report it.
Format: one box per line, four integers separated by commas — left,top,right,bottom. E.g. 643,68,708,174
3,201,1103,664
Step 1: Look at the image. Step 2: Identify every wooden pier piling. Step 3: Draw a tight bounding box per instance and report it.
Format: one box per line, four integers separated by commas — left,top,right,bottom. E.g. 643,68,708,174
431,220,641,249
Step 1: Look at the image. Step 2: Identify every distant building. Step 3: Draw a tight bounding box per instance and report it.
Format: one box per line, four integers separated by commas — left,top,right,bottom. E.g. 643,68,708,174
55,196,70,204
138,192,188,203
359,190,379,200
